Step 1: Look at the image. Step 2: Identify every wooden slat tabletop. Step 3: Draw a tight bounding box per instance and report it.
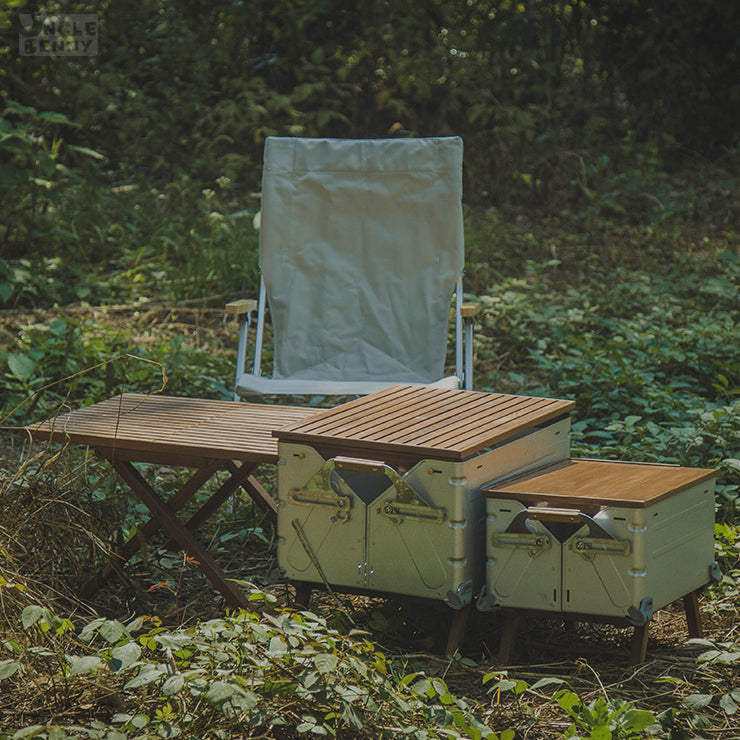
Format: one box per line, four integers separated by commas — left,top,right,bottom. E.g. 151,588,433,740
26,394,317,464
483,459,719,508
275,385,575,461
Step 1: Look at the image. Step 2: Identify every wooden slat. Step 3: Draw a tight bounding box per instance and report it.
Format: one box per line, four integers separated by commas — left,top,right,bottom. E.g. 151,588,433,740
394,396,555,447
483,459,720,508
284,386,427,436
29,386,574,465
328,388,495,443
330,393,529,449
423,400,572,455
275,384,575,460
305,387,459,442
27,394,317,464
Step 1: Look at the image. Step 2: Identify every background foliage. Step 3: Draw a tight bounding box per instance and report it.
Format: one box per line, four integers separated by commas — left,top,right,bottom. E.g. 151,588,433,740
1,0,738,273
0,1,739,738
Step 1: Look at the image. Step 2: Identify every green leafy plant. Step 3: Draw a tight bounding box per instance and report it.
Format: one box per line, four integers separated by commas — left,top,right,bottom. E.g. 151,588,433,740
0,101,104,266
0,312,235,426
0,593,506,739
556,689,656,740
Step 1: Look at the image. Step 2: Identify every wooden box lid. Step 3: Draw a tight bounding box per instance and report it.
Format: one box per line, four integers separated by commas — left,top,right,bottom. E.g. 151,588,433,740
275,384,574,461
483,459,719,508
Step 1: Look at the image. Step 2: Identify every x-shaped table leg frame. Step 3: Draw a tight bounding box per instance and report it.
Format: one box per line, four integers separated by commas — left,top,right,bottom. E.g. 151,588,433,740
83,456,275,608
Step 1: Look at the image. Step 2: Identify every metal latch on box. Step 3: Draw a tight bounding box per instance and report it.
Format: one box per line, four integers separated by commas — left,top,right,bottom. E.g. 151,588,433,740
381,500,446,525
491,507,630,559
288,458,357,522
288,456,444,525
570,537,630,560
526,507,631,559
567,513,631,560
490,508,556,558
490,531,552,557
289,488,351,513
371,460,445,525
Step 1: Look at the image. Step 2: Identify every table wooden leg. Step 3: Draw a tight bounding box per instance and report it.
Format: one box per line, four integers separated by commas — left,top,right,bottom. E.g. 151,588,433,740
82,461,221,596
630,622,650,665
498,612,519,665
683,590,703,638
445,604,472,657
111,460,248,608
238,469,278,524
164,462,257,550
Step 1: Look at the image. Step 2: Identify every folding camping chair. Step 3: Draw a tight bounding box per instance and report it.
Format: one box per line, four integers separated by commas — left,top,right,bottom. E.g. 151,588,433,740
226,136,477,399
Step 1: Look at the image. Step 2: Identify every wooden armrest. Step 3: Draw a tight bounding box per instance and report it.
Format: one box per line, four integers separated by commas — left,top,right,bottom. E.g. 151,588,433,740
225,299,258,320
461,302,482,319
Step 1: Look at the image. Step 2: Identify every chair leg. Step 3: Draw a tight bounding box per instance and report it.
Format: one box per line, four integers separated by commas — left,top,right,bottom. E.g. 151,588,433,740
683,590,703,638
630,622,650,665
497,613,520,665
445,605,472,657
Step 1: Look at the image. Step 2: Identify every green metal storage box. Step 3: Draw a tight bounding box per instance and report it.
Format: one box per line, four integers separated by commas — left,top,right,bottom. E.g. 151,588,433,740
479,459,721,623
274,385,574,608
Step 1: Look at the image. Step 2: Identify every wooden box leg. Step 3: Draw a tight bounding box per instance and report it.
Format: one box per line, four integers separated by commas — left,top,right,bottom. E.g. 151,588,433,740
445,604,472,657
497,613,520,665
293,582,313,609
683,590,703,639
630,623,650,665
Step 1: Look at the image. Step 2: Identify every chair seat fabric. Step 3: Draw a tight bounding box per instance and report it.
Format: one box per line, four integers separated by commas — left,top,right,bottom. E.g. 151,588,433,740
235,372,461,398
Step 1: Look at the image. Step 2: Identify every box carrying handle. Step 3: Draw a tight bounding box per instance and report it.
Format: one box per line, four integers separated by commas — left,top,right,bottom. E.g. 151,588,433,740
334,457,387,475
526,506,581,523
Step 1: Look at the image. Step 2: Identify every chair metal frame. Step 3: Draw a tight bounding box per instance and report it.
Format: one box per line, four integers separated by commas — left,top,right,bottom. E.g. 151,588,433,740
227,137,478,399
